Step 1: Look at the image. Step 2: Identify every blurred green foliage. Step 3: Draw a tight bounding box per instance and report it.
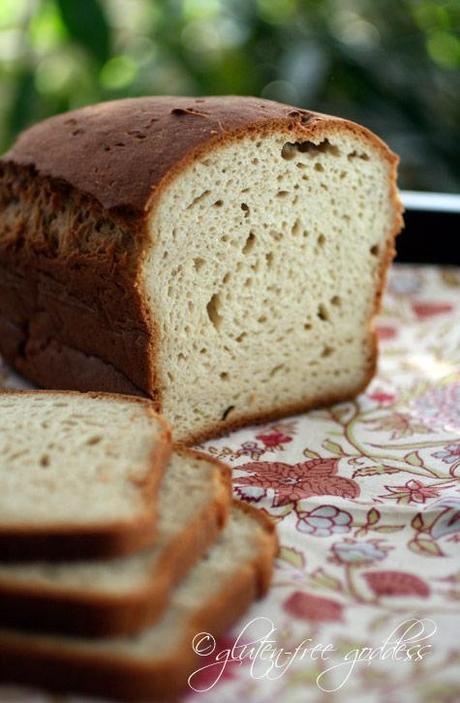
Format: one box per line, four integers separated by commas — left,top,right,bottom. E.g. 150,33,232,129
0,0,459,191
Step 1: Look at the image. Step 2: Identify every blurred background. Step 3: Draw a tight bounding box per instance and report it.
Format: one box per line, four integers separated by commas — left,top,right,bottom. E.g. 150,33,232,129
0,0,458,192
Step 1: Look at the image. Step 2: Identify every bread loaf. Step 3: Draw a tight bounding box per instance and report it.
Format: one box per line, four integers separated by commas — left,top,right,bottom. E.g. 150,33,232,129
0,391,171,560
0,97,403,442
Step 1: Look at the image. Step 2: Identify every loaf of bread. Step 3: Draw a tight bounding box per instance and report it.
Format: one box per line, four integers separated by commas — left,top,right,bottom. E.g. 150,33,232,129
0,448,230,636
0,391,171,560
0,502,278,701
0,97,403,442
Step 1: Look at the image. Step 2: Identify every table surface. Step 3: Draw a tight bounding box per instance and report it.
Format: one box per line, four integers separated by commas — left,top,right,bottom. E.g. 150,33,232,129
1,264,459,703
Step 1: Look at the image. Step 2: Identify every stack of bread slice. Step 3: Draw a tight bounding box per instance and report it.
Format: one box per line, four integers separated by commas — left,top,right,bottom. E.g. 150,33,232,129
0,391,278,701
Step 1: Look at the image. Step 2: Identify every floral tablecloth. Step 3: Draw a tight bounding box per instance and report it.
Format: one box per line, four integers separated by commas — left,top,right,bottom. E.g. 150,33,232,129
1,264,459,703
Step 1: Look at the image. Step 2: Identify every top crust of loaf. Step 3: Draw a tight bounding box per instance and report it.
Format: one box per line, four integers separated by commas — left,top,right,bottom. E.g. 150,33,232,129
1,96,398,216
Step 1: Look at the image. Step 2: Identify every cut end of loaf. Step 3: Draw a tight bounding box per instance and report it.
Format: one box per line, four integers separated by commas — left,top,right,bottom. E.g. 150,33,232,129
144,121,402,441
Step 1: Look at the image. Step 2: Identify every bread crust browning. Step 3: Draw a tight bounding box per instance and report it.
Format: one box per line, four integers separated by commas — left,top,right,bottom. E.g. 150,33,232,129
0,390,172,561
0,97,403,441
0,501,278,701
0,448,231,637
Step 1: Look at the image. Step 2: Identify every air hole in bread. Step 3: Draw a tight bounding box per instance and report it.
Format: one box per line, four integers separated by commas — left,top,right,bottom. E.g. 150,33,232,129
240,203,250,218
193,257,205,272
370,244,379,256
348,150,369,161
304,323,312,330
213,200,223,207
187,191,210,209
277,190,289,198
220,372,229,380
314,163,324,172
86,436,102,446
242,232,256,254
39,454,50,468
221,405,235,420
321,345,334,358
270,364,284,377
282,138,340,160
291,219,302,236
317,233,326,247
236,332,246,343
317,304,329,321
206,294,222,330
331,295,342,307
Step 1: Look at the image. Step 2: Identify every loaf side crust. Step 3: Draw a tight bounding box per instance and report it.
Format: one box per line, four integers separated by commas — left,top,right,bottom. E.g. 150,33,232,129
0,390,172,561
0,501,278,701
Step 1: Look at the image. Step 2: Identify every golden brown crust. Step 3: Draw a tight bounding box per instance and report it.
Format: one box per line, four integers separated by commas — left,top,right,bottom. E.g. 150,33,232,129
0,390,172,561
0,447,231,636
0,97,403,440
0,501,278,701
1,97,319,214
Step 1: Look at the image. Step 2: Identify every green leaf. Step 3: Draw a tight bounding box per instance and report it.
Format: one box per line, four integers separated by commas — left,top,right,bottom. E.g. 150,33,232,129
405,451,424,467
411,513,425,530
56,0,110,65
410,538,444,557
353,465,400,478
309,567,342,592
322,439,345,456
277,545,305,570
367,508,380,525
373,525,405,533
303,447,320,459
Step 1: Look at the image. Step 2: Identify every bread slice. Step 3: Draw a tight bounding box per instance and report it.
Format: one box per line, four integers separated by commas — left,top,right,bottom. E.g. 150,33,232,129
0,448,230,637
0,391,171,560
0,97,403,442
0,502,277,701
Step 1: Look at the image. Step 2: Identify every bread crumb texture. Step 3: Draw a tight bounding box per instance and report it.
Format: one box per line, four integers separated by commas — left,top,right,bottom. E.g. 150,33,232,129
0,394,161,526
144,128,394,438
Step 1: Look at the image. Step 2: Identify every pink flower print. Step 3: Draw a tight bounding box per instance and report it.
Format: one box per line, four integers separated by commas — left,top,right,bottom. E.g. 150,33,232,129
368,390,396,405
382,479,442,505
296,505,352,537
364,571,430,598
411,381,460,432
235,441,265,461
332,540,389,565
433,443,460,465
376,325,397,340
255,430,292,450
284,591,344,623
236,458,360,508
412,301,453,319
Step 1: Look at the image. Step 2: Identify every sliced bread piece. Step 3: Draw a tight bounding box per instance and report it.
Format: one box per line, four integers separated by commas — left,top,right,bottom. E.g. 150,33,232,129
0,448,231,636
0,97,403,443
0,502,278,701
0,391,171,560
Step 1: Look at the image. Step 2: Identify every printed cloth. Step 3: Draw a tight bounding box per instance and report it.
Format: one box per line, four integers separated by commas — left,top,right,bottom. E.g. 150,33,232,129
1,264,459,703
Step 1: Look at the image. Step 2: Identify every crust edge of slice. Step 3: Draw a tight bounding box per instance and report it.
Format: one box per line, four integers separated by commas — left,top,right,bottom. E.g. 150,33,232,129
0,501,278,701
